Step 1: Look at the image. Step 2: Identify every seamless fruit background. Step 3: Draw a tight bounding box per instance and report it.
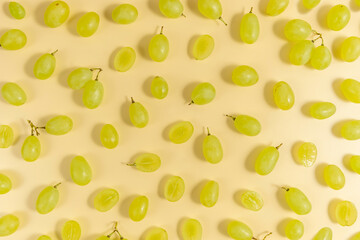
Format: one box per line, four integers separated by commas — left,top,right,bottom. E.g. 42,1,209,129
1,0,360,239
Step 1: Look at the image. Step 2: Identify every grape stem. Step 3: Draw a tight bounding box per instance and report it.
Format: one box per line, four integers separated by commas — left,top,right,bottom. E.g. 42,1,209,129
252,231,272,240
181,13,186,18
249,7,253,13
207,127,211,136
51,49,58,55
93,68,103,81
131,97,135,103
160,26,164,35
275,143,283,150
27,120,45,136
53,182,61,188
127,163,136,166
218,17,228,26
281,186,290,191
225,114,236,121
188,100,194,105
311,30,324,46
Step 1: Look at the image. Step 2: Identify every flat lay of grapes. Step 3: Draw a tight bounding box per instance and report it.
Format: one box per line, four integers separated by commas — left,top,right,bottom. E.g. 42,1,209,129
1,0,360,239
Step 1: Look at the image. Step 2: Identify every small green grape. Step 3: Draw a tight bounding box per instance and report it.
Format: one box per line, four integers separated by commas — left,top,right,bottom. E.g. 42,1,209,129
151,76,168,99
310,102,336,119
94,188,119,212
190,82,216,105
100,124,119,149
0,125,14,148
37,235,51,240
0,29,27,50
232,65,258,87
227,220,253,240
45,115,73,135
0,174,12,194
70,156,92,186
200,180,219,207
351,232,360,240
255,144,282,175
129,98,149,128
202,128,223,164
62,220,81,240
284,19,312,41
82,80,104,109
44,1,70,28
77,12,100,37
324,165,345,190
356,0,360,7
198,0,226,25
341,120,360,140
240,8,259,44
283,187,312,215
240,191,264,211
273,81,295,110
181,218,202,240
302,0,321,9
285,219,304,240
168,121,194,144
297,142,317,167
266,0,289,16
289,40,314,65
21,135,41,162
340,37,360,62
313,227,332,240
159,0,184,18
67,67,94,89
350,155,360,174
149,26,169,62
0,214,19,237
193,35,214,60
36,183,61,214
311,45,332,70
1,82,27,106
128,153,161,172
335,200,357,226
145,227,168,240
227,114,261,136
33,50,57,80
9,2,26,19
129,195,149,221
112,4,138,24
327,5,350,31
114,47,136,72
164,176,185,202
341,79,360,103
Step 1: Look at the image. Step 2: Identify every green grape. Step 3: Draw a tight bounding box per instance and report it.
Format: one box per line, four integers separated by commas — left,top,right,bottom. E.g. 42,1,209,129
310,102,336,119
9,2,26,19
77,12,99,37
0,125,14,148
255,144,282,175
129,195,149,221
285,219,304,240
341,79,360,103
240,191,263,211
324,165,345,190
284,19,312,42
266,0,289,16
67,68,94,89
21,135,41,162
44,1,70,28
240,8,259,44
164,176,185,202
181,219,202,240
289,40,314,65
70,156,92,186
62,220,81,240
273,81,295,110
0,174,12,194
190,82,216,105
149,26,169,62
227,220,253,240
283,187,312,215
335,200,357,226
200,180,219,207
0,214,19,237
297,142,317,167
112,4,138,24
226,114,261,136
202,128,223,164
356,0,360,6
168,121,194,144
46,115,73,135
341,120,360,140
33,50,57,80
327,5,350,31
38,235,51,240
151,76,168,99
114,47,136,72
313,227,332,240
83,80,104,109
159,0,184,18
0,29,26,50
340,37,360,62
352,233,360,240
311,45,331,70
232,65,258,87
128,153,161,172
145,227,168,240
1,82,27,106
94,188,119,212
198,0,226,25
192,35,214,60
36,183,61,214
129,98,149,128
100,124,119,149
350,155,360,174
302,0,320,9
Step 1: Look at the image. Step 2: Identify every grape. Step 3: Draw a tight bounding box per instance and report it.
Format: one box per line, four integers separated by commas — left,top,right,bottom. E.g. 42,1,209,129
21,135,41,162
62,220,81,240
36,183,61,214
255,144,282,175
240,191,263,211
310,102,336,119
100,124,119,149
164,176,185,202
145,227,168,240
311,45,331,70
190,82,216,105
192,35,214,60
128,153,161,172
9,2,26,19
283,187,312,215
114,47,136,72
198,0,226,25
0,214,19,237
226,114,261,136
38,235,51,240
149,26,169,62
33,50,57,80
285,219,304,240
159,0,184,18
168,121,194,144
129,195,149,221
0,29,26,50
227,220,253,240
202,128,223,164
289,40,314,65
356,0,360,6
1,82,27,106
240,8,259,44
266,0,289,16
232,65,258,87
0,174,12,194
0,125,14,148
67,68,95,89
297,142,317,167
273,81,295,110
340,37,360,62
302,0,320,9
70,156,92,186
45,115,73,135
112,4,138,24
323,165,345,190
341,79,360,103
151,76,168,99
284,19,312,41
83,80,104,109
77,12,99,37
181,218,202,240
327,5,350,31
200,180,219,207
313,227,332,240
129,98,149,128
335,200,357,226
350,155,360,174
44,1,70,28
94,188,119,212
341,120,360,140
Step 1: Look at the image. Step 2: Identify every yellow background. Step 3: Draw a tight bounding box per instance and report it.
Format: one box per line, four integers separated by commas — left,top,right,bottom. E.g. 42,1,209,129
1,0,360,239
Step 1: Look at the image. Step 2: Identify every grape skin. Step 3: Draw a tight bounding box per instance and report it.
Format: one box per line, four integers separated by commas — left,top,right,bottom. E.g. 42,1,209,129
341,120,360,140
0,29,27,50
232,65,258,87
0,214,19,237
112,4,138,24
266,0,289,16
310,102,336,119
285,219,304,240
62,220,81,240
36,184,60,214
341,79,360,103
302,0,320,9
129,195,149,221
311,45,332,70
284,19,312,41
21,135,41,162
45,115,73,135
1,82,27,106
70,156,92,186
159,0,184,18
145,227,168,240
297,142,317,167
33,52,57,80
327,4,350,31
340,37,360,62
44,1,70,28
190,82,216,105
151,76,168,99
227,220,253,240
82,80,104,109
200,180,219,207
168,121,194,144
231,115,261,136
192,35,215,60
284,187,312,215
313,227,332,240
164,176,185,202
100,124,119,149
289,40,314,65
273,81,295,110
132,153,161,172
67,68,93,89
77,12,100,37
93,188,119,212
129,98,149,128
9,2,26,19
198,0,225,23
323,165,345,190
255,145,281,175
37,235,51,240
114,47,136,72
240,9,259,44
202,131,223,164
350,155,360,174
148,27,169,62
0,125,14,148
181,218,202,240
0,174,12,195
335,200,357,226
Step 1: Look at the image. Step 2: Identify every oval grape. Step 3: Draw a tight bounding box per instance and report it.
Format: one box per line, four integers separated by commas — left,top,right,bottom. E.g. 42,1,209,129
145,227,168,240
198,0,225,24
1,82,27,106
311,45,332,70
168,121,194,144
303,0,320,9
21,135,41,162
0,174,12,195
341,79,360,103
94,188,119,212
33,51,57,80
285,219,304,240
77,12,99,37
159,0,184,18
83,80,104,109
240,9,259,44
36,183,60,214
0,29,27,50
114,47,136,72
255,145,281,175
62,220,81,240
350,155,360,174
200,180,219,207
191,82,216,105
324,165,345,190
0,125,14,148
227,220,253,240
131,153,161,172
149,27,169,62
129,195,149,221
37,235,51,240
181,218,202,240
310,102,336,119
112,4,138,24
313,227,332,240
289,40,314,65
0,214,19,237
240,191,263,211
9,2,26,19
284,19,312,41
203,130,223,164
297,142,317,167
151,76,168,99
335,200,357,226
341,120,360,140
44,1,70,28
231,115,261,136
67,68,93,89
70,156,92,186
129,98,149,128
266,0,289,16
273,81,295,110
340,37,360,62
327,4,350,31
232,65,258,87
100,124,119,149
284,187,312,215
46,115,73,135
192,35,214,60
164,176,185,202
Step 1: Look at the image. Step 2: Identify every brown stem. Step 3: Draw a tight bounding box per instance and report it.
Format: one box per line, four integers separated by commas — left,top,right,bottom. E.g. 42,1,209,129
218,17,227,26
27,120,45,136
188,100,194,105
249,7,254,13
281,186,289,191
160,26,164,35
127,163,136,166
263,232,272,240
53,182,61,188
207,127,211,136
181,13,186,18
131,97,135,103
94,68,102,81
51,49,58,55
225,114,236,121
275,143,283,150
